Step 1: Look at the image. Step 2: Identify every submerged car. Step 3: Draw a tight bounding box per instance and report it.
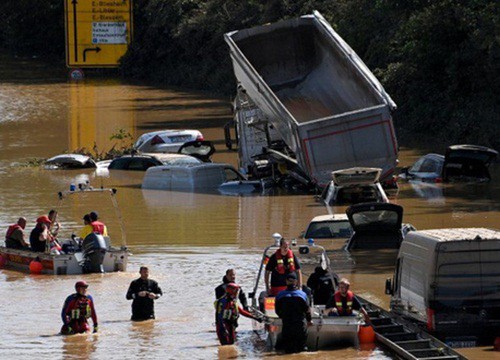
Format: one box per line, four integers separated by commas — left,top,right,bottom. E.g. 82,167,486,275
106,141,215,171
108,153,202,171
45,154,97,169
344,203,415,250
142,162,262,194
400,144,498,183
134,129,204,153
322,167,389,205
302,214,353,240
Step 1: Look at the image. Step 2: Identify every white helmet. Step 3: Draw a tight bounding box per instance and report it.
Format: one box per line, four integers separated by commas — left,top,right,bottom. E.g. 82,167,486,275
272,233,282,246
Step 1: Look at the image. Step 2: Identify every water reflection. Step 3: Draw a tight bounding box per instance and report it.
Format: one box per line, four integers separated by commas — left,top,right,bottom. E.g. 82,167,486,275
62,333,98,360
68,81,137,152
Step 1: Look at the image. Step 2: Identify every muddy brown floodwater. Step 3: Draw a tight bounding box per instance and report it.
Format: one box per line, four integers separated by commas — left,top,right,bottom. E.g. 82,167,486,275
0,60,498,359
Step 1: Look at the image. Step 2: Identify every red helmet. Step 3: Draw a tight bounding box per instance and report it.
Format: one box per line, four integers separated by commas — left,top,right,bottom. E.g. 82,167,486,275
75,280,89,290
36,215,52,224
226,283,240,297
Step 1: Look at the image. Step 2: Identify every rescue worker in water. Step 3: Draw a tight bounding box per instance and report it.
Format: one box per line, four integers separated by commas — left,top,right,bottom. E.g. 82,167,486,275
275,272,312,353
60,281,98,335
214,283,261,345
126,266,162,321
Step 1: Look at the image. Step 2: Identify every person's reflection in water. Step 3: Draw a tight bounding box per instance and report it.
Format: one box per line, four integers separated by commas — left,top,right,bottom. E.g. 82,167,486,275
62,332,98,359
130,319,157,351
217,342,239,359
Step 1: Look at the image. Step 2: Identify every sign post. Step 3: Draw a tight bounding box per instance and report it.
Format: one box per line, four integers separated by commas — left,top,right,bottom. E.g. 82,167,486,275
64,0,133,68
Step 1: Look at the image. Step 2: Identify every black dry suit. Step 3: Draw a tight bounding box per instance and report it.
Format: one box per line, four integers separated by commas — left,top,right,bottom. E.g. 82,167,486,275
126,278,162,321
275,286,312,353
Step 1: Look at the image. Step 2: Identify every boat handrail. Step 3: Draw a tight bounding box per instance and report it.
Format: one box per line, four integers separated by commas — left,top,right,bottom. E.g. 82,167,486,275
56,185,127,247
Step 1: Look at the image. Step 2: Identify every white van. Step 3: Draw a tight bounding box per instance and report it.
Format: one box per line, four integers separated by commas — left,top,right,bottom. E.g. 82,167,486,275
385,228,500,346
142,163,248,191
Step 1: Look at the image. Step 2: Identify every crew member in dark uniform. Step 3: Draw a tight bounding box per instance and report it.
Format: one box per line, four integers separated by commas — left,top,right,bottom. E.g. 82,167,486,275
126,266,162,321
307,266,335,305
275,272,312,353
215,268,248,309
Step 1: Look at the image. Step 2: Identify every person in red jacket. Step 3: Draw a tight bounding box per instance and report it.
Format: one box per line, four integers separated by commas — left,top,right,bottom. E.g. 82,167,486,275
89,211,108,236
5,217,29,249
265,236,302,296
325,278,370,324
61,281,98,335
214,283,261,345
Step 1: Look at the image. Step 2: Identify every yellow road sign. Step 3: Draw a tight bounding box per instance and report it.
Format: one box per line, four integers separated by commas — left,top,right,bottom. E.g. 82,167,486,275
65,0,133,68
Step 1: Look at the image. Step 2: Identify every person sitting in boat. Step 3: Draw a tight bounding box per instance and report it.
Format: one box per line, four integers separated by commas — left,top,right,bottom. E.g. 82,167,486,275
215,268,249,310
265,236,302,296
307,266,335,305
5,217,30,249
214,283,260,345
275,272,312,354
48,209,61,237
78,214,93,240
324,278,371,324
30,216,62,253
89,211,108,236
61,281,98,335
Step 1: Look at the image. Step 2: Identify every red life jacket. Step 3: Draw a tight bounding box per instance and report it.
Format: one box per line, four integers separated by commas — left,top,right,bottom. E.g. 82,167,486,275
6,224,22,240
275,249,295,274
334,290,354,315
91,221,105,235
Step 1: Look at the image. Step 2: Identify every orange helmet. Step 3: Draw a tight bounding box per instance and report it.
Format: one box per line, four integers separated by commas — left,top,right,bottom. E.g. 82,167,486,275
226,283,240,298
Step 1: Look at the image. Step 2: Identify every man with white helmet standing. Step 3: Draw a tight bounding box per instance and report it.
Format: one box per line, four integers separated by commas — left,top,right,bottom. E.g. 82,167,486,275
264,233,302,296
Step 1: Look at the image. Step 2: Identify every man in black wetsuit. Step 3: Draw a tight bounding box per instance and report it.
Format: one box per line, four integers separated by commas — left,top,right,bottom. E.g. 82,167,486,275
126,266,162,321
275,272,312,353
214,268,248,310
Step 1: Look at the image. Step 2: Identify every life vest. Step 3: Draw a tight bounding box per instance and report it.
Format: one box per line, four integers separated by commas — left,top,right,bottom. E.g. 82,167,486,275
275,249,295,274
70,296,92,320
5,224,22,240
215,297,239,322
91,221,105,235
334,290,354,315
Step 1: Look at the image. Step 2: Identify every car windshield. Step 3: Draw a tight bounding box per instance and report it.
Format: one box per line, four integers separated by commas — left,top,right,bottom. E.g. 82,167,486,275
351,210,399,228
305,221,352,239
336,185,380,204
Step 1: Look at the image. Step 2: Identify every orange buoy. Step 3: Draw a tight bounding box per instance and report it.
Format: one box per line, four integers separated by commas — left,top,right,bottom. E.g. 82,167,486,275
29,260,43,274
494,337,500,351
0,254,6,269
359,325,376,344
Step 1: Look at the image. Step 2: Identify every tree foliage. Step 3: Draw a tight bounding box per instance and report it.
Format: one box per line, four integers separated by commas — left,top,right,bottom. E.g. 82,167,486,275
0,0,497,148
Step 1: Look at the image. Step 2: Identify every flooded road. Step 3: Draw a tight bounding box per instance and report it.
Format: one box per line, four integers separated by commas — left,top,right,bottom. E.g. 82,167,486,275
0,61,498,359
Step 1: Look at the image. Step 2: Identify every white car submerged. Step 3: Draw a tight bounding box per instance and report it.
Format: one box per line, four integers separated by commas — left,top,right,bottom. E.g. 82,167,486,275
134,129,204,153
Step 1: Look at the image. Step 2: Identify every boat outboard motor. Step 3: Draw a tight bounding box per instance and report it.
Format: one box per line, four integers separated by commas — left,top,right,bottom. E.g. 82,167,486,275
81,233,107,273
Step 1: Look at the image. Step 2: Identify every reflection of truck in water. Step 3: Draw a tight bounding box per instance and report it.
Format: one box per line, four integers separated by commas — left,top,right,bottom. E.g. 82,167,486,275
224,11,398,189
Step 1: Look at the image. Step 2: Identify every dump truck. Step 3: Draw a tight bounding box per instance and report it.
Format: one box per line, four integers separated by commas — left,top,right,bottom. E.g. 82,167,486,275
224,11,398,188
